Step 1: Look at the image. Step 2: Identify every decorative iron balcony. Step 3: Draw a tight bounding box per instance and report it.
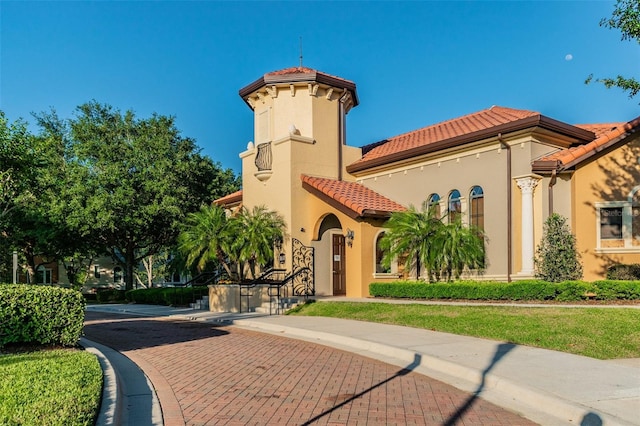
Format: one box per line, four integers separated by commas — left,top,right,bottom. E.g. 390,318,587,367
255,142,272,171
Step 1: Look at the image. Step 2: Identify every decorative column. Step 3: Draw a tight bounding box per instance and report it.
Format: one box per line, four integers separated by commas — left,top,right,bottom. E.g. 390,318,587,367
516,176,540,276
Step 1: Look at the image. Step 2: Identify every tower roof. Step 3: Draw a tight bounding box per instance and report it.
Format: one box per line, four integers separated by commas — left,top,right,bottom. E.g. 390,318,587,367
239,66,359,108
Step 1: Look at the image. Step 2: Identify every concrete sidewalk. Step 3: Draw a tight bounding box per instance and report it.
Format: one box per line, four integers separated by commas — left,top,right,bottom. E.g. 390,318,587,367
86,303,640,425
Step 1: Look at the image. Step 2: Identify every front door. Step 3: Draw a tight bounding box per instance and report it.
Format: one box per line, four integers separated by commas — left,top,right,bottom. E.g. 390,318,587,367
332,234,346,296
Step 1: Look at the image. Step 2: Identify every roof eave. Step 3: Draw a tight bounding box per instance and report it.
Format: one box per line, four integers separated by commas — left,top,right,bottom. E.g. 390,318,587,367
301,180,362,219
239,71,359,110
531,160,562,174
361,209,394,218
559,132,635,171
347,115,595,174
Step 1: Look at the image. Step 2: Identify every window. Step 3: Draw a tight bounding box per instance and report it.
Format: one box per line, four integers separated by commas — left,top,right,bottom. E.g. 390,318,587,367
36,265,52,285
469,186,484,230
375,232,391,274
596,186,640,251
427,193,441,218
114,267,123,284
256,109,270,143
448,190,461,223
600,207,623,239
94,265,101,279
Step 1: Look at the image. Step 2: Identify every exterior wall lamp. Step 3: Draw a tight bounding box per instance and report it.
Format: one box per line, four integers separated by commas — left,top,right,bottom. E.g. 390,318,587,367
346,229,355,247
278,252,286,265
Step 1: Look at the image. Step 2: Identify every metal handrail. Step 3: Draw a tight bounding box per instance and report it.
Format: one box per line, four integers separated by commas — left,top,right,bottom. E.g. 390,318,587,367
184,271,221,287
266,267,311,314
238,267,311,314
239,268,287,313
182,270,223,308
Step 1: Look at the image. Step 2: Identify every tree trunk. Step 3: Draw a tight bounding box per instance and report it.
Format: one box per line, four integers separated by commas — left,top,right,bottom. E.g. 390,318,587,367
125,248,135,291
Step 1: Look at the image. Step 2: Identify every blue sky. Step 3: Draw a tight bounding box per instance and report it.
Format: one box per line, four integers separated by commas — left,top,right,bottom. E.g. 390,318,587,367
1,1,639,173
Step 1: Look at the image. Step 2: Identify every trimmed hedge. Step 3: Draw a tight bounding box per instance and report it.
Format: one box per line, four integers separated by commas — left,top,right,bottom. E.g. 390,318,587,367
369,280,640,301
607,264,640,280
95,289,127,303
0,284,85,347
126,286,208,306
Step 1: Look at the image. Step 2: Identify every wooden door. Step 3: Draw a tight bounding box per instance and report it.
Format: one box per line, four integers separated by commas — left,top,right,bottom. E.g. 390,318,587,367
332,234,346,296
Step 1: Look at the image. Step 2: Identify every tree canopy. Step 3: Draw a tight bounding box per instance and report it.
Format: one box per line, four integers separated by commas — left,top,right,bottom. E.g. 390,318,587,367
1,103,240,289
534,214,583,282
379,203,485,282
178,204,286,281
586,0,640,100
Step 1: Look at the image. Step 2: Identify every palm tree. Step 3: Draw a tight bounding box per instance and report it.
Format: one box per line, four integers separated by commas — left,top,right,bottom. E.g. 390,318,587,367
379,204,443,281
432,218,485,282
177,204,235,278
233,205,287,280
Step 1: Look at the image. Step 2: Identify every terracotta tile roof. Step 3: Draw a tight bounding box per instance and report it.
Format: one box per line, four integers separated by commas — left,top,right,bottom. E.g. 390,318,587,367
213,190,243,206
347,106,594,173
538,116,640,169
301,175,406,218
239,66,358,108
266,66,318,76
264,66,355,85
574,123,625,138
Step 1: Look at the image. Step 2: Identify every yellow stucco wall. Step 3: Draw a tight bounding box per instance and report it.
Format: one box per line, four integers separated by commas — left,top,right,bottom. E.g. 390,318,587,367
572,137,640,280
301,189,390,297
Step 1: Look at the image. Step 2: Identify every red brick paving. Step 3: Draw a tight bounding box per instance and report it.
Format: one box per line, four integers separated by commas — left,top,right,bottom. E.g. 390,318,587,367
84,312,536,425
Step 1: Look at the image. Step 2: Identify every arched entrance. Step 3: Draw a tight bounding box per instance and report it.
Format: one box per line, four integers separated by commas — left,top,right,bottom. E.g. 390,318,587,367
315,214,346,296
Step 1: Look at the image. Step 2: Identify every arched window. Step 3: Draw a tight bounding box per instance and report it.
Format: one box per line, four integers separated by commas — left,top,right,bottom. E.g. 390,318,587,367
113,267,123,284
427,193,441,219
36,265,52,285
469,186,484,230
448,190,461,223
375,232,391,274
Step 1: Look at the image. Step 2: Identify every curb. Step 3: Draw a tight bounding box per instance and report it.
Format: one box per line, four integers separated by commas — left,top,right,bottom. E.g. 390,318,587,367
80,337,163,426
79,338,120,426
232,318,636,426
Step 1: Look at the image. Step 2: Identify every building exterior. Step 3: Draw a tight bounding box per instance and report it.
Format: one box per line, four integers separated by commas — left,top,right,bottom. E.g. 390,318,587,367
217,66,640,298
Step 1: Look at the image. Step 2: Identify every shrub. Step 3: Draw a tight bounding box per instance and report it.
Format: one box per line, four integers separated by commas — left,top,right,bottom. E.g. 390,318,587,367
126,286,207,306
535,214,583,282
593,280,640,299
95,289,127,303
0,284,85,347
369,280,639,301
607,264,640,280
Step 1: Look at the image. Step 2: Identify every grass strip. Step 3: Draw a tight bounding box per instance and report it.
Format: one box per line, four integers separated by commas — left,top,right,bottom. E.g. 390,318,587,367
289,302,640,360
0,349,102,426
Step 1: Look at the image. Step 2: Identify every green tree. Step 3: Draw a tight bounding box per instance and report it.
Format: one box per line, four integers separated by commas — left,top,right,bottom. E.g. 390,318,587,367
64,101,239,290
233,206,287,279
586,0,640,99
380,204,485,282
0,112,39,228
178,204,287,281
534,213,583,282
0,111,62,283
178,204,235,278
379,204,443,281
432,218,485,282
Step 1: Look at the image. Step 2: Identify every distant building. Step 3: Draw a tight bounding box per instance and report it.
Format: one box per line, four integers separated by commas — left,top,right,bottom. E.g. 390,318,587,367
216,66,640,297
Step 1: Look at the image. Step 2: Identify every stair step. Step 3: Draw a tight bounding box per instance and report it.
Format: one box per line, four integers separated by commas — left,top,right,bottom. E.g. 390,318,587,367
190,296,210,311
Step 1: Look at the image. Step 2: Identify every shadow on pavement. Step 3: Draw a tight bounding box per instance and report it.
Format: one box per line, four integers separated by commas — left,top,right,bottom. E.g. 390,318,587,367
580,412,603,426
84,311,229,351
300,353,423,425
443,342,515,425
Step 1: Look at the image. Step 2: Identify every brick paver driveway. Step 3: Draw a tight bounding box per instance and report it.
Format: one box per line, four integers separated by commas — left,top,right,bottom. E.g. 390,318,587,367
84,311,536,426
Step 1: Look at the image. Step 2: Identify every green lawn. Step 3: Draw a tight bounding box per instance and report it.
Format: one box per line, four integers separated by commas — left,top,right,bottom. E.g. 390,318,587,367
0,349,102,426
289,301,640,360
